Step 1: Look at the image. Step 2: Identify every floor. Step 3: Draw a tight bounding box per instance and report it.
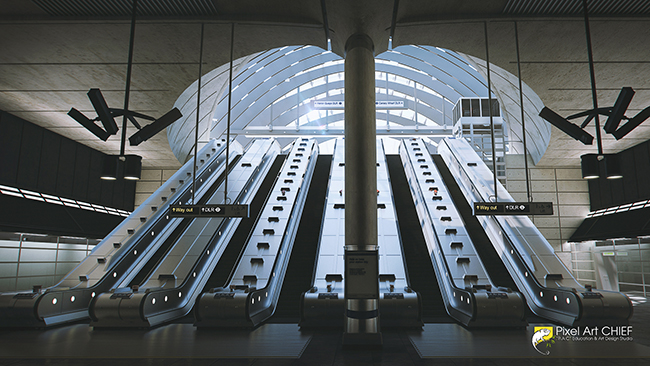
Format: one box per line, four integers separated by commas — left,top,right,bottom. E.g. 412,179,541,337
1,299,649,365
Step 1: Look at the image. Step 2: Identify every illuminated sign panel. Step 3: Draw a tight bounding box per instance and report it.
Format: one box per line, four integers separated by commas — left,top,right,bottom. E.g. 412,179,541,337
169,204,249,218
473,202,554,216
312,101,405,109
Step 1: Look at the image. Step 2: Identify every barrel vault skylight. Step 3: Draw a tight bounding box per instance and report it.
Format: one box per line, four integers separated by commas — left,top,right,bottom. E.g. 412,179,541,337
169,44,549,159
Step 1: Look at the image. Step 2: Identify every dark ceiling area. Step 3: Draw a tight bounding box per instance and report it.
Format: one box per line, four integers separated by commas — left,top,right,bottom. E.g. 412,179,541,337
0,0,648,170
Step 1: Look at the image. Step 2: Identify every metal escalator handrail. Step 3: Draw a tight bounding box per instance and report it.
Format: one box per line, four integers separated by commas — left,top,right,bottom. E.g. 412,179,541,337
56,139,230,290
144,142,272,306
138,139,280,320
399,140,475,320
438,138,582,320
244,141,319,321
382,142,413,288
307,139,342,289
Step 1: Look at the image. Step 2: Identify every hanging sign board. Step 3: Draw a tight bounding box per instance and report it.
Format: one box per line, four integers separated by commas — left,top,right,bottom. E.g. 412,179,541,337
169,204,249,218
376,101,405,109
473,202,554,216
313,101,344,109
312,100,405,110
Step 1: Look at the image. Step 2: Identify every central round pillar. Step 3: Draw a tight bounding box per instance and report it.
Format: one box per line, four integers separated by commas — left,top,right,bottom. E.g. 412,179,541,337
343,33,382,346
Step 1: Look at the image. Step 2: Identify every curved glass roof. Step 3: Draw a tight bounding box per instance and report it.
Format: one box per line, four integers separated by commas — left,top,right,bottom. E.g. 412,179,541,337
170,44,549,160
208,44,494,152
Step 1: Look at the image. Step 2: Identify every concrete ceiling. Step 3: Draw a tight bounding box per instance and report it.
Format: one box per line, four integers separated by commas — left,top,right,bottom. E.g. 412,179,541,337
1,0,649,169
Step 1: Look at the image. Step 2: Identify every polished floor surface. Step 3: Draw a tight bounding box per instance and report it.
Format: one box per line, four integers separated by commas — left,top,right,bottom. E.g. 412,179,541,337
410,323,650,358
1,299,649,365
0,323,311,359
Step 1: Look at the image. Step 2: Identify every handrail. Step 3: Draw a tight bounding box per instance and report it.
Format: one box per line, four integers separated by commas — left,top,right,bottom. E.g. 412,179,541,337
399,138,525,327
0,139,231,327
89,139,280,327
195,138,319,327
438,137,632,325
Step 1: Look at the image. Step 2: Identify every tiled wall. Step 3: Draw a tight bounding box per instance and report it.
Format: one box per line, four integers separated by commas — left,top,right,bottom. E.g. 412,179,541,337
505,154,590,269
134,168,177,209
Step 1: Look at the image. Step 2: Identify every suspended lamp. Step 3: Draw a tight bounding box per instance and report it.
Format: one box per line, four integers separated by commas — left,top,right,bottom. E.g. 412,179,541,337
101,155,119,180
123,155,142,180
580,154,600,180
604,154,622,180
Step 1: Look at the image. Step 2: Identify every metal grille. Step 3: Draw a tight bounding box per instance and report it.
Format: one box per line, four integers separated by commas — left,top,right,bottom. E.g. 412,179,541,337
503,0,650,15
32,0,219,17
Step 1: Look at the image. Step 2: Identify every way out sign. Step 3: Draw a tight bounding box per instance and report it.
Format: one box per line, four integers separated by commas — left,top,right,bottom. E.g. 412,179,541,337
473,202,553,216
169,204,249,218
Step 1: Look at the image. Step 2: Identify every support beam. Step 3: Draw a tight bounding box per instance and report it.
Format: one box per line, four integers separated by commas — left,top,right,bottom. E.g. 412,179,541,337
343,33,381,346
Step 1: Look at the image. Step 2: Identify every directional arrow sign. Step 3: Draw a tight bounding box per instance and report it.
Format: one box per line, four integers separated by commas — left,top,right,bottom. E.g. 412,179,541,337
473,202,553,216
169,204,249,218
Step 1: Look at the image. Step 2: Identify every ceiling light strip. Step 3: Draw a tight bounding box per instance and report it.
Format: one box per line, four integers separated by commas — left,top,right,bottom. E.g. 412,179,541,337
33,0,219,17
503,0,650,15
0,184,131,217
588,199,650,217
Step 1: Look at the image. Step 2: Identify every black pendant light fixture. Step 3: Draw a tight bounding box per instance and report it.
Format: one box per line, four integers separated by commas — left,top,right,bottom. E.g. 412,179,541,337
604,153,622,180
578,0,623,180
539,1,650,180
580,0,607,180
123,155,143,180
101,155,119,180
70,0,181,181
580,154,599,180
580,153,622,180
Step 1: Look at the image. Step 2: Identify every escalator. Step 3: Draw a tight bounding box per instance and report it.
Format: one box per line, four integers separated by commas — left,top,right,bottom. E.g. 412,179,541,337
90,139,281,327
438,137,633,326
272,154,332,322
399,138,526,327
126,156,242,289
199,155,286,293
431,155,518,292
0,139,232,327
195,139,318,327
386,155,447,322
300,138,421,328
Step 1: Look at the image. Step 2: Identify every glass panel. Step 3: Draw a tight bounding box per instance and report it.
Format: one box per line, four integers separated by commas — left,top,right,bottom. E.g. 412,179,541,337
462,99,470,117
641,247,650,261
619,272,643,284
614,239,639,245
619,283,643,292
617,261,642,273
491,100,500,116
481,99,490,117
643,273,650,285
0,247,19,262
0,239,20,248
471,99,480,117
616,251,639,261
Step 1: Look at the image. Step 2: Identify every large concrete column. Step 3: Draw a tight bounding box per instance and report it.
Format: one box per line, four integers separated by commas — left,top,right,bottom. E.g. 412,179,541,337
343,33,381,346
